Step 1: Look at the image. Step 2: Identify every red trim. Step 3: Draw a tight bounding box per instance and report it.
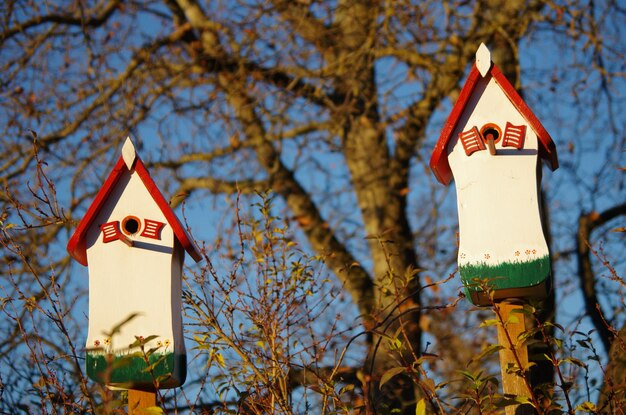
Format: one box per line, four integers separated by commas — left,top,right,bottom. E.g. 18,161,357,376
430,66,482,185
490,66,557,168
67,157,128,265
100,221,122,243
140,219,165,240
502,122,526,149
133,160,202,262
459,126,485,156
67,154,202,266
430,63,558,185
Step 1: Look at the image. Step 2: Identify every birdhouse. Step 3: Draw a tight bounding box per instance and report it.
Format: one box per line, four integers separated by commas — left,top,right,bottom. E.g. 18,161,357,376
67,138,202,389
430,44,558,306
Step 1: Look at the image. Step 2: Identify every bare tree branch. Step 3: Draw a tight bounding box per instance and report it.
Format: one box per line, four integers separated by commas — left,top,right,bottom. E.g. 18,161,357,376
577,202,626,353
1,0,123,44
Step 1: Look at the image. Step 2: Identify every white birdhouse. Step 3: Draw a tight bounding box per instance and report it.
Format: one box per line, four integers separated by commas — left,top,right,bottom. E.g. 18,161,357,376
67,138,202,389
430,44,558,305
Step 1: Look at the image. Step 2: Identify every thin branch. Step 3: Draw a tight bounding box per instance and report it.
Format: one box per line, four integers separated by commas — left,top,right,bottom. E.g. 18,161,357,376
577,202,626,353
287,365,359,390
0,0,122,44
168,177,266,208
220,75,376,321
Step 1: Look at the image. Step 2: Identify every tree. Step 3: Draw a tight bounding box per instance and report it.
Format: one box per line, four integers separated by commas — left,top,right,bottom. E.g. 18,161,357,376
0,0,624,413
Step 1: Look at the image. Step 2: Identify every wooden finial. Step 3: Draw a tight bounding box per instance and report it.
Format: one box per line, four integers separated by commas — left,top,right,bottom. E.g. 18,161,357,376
122,137,136,170
476,43,491,77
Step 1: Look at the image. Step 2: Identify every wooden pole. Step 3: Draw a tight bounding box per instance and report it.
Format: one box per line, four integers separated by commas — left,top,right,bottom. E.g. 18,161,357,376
495,301,534,415
128,389,157,415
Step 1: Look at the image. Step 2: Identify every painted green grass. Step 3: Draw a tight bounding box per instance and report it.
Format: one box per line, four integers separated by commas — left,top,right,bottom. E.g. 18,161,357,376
86,351,185,387
459,255,550,292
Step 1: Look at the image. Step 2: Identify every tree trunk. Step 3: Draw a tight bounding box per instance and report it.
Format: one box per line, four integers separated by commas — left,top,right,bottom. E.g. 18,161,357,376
598,324,626,413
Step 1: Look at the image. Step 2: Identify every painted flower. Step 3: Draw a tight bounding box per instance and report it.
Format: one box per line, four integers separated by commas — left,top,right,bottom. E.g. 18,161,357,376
532,249,537,255
484,253,490,260
460,253,466,259
515,250,520,256
93,340,101,347
525,250,531,255
164,339,171,347
103,338,111,346
157,340,163,347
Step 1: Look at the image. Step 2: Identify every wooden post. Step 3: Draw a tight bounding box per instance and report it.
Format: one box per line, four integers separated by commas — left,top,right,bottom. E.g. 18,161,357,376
495,301,534,415
128,389,157,415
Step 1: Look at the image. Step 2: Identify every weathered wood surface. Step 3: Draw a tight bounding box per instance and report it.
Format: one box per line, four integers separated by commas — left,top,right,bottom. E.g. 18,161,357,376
496,301,534,415
128,389,157,415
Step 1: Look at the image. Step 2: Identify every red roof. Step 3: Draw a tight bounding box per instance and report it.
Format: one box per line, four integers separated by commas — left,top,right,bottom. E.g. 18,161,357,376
430,62,558,185
67,154,202,266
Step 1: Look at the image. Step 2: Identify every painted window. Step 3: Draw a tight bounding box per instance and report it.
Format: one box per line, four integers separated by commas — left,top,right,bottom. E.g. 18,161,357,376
100,221,122,243
459,126,485,156
101,217,165,242
140,219,165,239
502,122,526,149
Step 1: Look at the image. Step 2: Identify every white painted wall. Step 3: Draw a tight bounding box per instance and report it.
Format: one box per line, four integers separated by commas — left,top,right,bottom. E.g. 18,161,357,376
85,170,178,354
447,76,548,267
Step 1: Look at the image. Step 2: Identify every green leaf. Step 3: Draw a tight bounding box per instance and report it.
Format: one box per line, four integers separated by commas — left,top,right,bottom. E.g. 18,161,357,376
479,319,500,327
575,401,598,412
457,369,479,382
415,398,426,415
550,322,565,332
562,357,587,368
553,338,563,348
576,339,591,349
523,361,537,371
128,335,159,349
513,395,532,405
468,344,504,366
141,407,164,415
494,395,521,408
506,314,520,324
104,313,141,337
388,336,402,350
379,367,405,389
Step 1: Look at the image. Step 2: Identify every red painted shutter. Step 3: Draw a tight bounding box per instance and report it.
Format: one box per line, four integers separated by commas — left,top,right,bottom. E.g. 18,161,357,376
502,122,526,149
140,219,165,239
459,126,485,156
100,221,122,243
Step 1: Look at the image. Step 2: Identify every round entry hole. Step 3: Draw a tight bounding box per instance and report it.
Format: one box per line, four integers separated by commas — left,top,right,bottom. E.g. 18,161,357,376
480,123,502,143
122,216,141,235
